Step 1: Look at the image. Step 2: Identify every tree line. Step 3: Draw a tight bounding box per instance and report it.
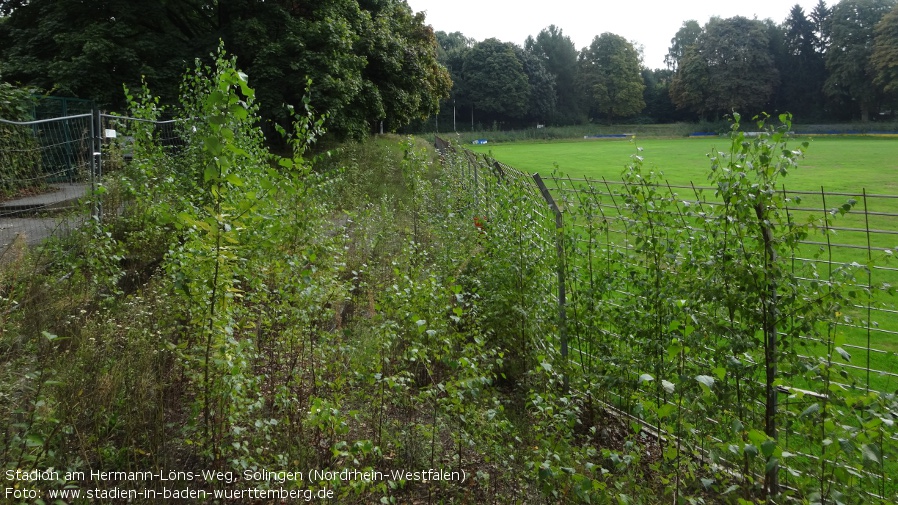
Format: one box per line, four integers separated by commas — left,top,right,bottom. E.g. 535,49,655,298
1,0,897,137
0,0,451,139
431,0,898,130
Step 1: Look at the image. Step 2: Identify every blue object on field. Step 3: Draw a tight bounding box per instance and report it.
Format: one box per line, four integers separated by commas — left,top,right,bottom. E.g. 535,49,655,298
472,139,488,144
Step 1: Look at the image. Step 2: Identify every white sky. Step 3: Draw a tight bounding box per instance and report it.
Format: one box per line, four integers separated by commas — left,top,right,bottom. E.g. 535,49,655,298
405,0,825,69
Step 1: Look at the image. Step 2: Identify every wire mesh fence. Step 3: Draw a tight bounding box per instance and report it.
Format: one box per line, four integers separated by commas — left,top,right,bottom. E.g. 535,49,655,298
32,96,95,120
436,136,898,501
0,114,97,252
0,111,185,256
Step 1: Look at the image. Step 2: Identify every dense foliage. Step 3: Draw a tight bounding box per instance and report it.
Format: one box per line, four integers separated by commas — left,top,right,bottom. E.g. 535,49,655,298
458,38,532,126
1,42,896,503
825,0,898,121
427,0,898,128
4,0,898,131
0,81,39,196
670,17,779,119
577,33,645,124
0,0,450,139
526,25,583,124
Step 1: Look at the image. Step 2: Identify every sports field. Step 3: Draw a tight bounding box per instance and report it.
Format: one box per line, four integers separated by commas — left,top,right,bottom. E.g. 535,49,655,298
470,136,898,194
471,135,898,393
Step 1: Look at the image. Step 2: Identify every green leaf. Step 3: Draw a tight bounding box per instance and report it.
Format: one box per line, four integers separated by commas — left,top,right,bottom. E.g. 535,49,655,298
835,347,851,362
667,341,683,360
204,165,219,183
761,439,777,458
695,375,714,389
661,380,675,394
225,173,244,186
657,403,676,419
838,438,855,455
861,444,881,464
800,403,820,418
638,373,654,384
765,457,779,474
41,331,62,341
747,429,767,445
731,419,743,435
25,433,45,447
203,136,223,156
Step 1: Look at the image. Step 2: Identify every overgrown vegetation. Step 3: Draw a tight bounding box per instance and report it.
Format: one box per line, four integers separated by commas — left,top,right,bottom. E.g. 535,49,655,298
465,113,898,503
1,48,895,505
0,45,616,504
0,81,40,197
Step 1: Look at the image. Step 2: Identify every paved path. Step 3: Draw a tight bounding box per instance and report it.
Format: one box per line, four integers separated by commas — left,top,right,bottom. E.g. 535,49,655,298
0,183,91,251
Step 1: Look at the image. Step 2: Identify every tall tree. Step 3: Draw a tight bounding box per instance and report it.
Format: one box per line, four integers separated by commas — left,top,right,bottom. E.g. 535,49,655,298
811,0,834,52
786,4,819,56
435,31,474,128
825,0,897,121
525,25,582,124
220,0,369,137
0,0,207,107
778,5,828,118
460,38,530,125
0,0,450,138
665,20,702,70
352,1,451,134
516,47,556,123
578,33,645,124
871,4,898,101
669,17,779,119
641,68,685,122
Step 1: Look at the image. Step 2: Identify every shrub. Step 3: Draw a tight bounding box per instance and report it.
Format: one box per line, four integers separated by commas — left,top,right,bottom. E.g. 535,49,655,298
0,81,40,197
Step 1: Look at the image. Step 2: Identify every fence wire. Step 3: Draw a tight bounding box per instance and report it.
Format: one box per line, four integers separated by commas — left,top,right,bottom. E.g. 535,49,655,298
0,112,185,259
1,114,96,252
436,136,898,502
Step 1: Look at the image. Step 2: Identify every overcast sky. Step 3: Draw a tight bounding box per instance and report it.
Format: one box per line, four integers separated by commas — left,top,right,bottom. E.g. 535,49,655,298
404,0,825,69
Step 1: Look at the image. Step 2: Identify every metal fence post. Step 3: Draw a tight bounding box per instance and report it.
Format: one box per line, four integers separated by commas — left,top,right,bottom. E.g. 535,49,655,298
472,154,479,210
91,108,102,220
532,173,568,392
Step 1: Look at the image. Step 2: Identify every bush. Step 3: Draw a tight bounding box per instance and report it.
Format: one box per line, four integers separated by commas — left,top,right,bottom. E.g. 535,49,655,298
0,81,40,197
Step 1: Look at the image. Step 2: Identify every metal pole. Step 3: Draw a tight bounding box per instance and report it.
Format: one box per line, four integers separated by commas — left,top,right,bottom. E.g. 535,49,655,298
90,108,101,220
533,173,568,393
754,200,778,496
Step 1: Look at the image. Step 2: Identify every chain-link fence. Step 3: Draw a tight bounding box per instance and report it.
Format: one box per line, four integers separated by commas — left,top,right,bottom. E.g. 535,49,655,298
436,136,898,502
0,111,185,256
0,113,97,252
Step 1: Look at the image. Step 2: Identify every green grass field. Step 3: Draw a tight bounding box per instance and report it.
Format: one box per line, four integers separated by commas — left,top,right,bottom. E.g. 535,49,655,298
471,136,898,394
462,134,898,497
470,136,898,194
